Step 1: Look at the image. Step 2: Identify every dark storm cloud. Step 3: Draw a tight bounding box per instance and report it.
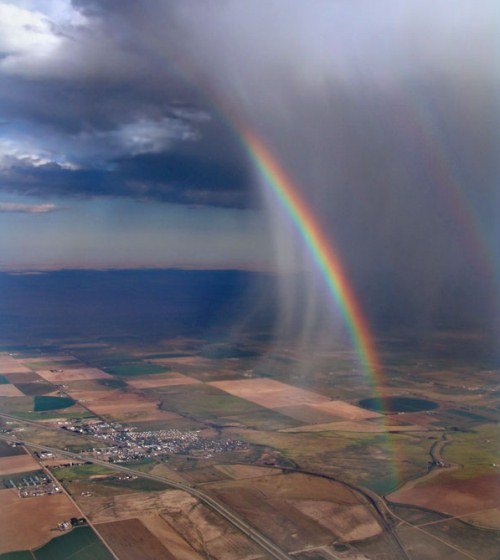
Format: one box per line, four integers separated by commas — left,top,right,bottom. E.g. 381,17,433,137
0,0,252,207
0,149,254,208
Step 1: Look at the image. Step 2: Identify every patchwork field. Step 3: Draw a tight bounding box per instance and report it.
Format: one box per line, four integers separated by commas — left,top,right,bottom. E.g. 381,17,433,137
0,489,79,553
0,336,497,559
79,489,266,560
205,472,381,550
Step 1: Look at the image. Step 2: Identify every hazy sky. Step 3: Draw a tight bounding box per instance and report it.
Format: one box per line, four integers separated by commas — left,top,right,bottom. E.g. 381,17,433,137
0,0,498,296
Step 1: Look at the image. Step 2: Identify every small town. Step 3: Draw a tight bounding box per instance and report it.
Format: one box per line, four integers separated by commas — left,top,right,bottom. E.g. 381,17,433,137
59,419,249,462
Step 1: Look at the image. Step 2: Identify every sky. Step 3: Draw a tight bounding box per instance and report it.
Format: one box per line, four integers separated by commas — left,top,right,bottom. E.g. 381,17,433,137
0,0,498,334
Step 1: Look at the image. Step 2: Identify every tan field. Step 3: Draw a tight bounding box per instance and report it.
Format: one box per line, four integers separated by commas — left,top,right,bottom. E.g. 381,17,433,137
0,384,24,397
0,489,79,553
96,518,175,560
0,355,32,374
66,388,179,421
309,400,381,420
0,453,40,475
209,378,330,408
37,367,112,382
127,372,201,389
388,472,500,528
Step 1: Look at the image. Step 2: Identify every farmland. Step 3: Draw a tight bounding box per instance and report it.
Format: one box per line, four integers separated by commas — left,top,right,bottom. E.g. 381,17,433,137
0,331,496,559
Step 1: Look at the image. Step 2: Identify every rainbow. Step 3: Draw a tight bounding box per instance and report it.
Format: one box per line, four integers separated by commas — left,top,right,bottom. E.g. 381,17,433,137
241,128,381,386
240,127,402,487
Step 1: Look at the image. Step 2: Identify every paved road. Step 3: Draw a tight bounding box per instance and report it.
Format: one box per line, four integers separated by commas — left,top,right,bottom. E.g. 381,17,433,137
0,433,291,560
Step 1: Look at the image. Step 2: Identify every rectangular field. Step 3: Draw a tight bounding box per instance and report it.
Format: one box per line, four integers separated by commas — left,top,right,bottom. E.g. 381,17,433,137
66,388,178,421
96,519,175,560
309,400,381,420
37,368,112,382
0,454,40,475
126,372,201,389
0,356,32,374
209,378,330,409
0,385,24,397
0,489,79,553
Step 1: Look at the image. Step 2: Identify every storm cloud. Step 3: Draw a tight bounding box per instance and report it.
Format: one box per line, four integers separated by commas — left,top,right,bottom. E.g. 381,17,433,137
0,0,498,339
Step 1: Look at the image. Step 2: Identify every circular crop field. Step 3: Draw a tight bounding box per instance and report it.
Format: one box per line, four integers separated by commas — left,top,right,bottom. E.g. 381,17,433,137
359,396,438,413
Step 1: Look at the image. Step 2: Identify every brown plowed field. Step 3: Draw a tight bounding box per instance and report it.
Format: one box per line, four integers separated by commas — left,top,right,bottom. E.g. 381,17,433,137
389,472,500,528
140,515,204,560
96,518,175,560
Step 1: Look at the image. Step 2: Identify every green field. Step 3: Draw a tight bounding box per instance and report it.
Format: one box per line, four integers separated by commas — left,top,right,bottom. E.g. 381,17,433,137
96,378,128,389
158,384,263,420
51,463,114,482
33,396,76,411
0,527,113,560
0,552,33,560
104,363,169,377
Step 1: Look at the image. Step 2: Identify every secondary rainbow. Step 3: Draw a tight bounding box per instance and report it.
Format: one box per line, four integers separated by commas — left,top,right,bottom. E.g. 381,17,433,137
241,127,381,387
